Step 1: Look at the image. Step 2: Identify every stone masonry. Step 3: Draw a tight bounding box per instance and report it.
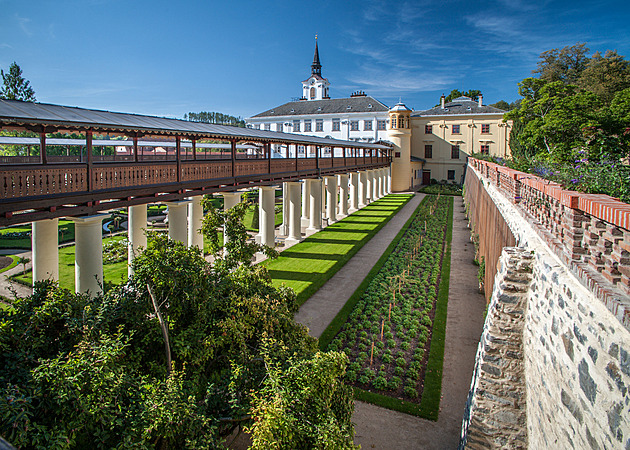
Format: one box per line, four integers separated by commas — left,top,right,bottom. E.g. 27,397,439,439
460,247,532,449
464,162,630,449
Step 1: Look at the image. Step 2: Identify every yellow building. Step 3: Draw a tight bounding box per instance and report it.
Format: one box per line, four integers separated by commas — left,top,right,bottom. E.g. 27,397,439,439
388,95,510,190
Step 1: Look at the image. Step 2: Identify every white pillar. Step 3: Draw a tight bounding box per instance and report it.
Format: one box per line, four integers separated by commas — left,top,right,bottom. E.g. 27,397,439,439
258,186,276,248
32,218,59,284
307,178,322,232
72,214,106,297
349,172,359,213
321,177,328,220
301,179,311,227
386,167,392,194
378,169,385,198
222,192,242,247
358,171,368,208
371,169,379,201
338,174,349,217
280,182,289,236
366,170,373,203
286,181,302,246
188,196,204,250
166,201,189,244
128,204,147,277
325,175,338,224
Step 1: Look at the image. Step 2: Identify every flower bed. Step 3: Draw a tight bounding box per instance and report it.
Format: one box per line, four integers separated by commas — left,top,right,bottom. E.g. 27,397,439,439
325,195,451,409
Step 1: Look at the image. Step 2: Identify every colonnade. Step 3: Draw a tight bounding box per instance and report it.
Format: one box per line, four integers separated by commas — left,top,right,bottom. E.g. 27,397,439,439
29,167,392,297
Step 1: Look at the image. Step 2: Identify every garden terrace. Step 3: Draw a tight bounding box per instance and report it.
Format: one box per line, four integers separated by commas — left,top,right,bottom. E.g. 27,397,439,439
320,195,453,418
0,99,391,226
266,194,412,306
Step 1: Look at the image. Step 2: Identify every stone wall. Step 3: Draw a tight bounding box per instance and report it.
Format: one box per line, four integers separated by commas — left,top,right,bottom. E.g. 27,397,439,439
462,160,630,449
460,247,532,449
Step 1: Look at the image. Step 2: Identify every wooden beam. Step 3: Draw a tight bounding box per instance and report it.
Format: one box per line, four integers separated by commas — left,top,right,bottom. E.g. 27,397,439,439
86,129,93,191
39,130,47,164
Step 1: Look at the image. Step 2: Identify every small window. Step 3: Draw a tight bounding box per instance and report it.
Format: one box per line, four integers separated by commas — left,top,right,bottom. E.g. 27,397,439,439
452,124,460,134
391,117,397,128
364,120,373,131
254,124,260,130
425,124,432,134
424,144,433,159
316,119,323,132
276,123,283,132
350,121,359,131
377,120,386,130
481,144,490,155
447,170,455,180
451,145,460,159
264,123,271,131
293,120,300,132
310,87,316,99
304,120,312,132
332,119,340,131
395,151,401,158
481,124,490,133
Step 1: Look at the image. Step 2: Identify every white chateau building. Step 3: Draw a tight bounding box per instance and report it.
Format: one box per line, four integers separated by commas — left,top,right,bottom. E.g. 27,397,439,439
246,40,390,144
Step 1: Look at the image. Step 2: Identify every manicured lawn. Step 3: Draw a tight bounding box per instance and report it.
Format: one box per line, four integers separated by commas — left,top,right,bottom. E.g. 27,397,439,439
0,255,18,274
319,195,454,419
13,235,129,290
265,194,413,306
242,203,283,232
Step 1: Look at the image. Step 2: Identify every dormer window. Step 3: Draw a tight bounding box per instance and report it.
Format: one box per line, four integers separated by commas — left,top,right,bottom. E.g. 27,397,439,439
347,106,352,110
317,107,322,111
368,104,372,108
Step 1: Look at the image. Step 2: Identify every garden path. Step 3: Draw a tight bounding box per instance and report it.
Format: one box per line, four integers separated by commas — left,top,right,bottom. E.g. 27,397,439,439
351,196,486,449
0,249,32,299
294,193,425,338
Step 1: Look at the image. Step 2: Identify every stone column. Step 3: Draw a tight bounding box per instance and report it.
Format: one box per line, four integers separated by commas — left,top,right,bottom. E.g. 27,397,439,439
359,171,368,208
286,181,302,246
372,169,379,201
338,173,349,217
258,186,276,248
72,214,106,297
349,172,359,212
222,192,241,247
128,204,147,277
280,182,289,235
325,175,338,224
378,169,385,198
166,201,189,244
187,196,204,250
386,167,392,194
301,179,311,227
32,218,59,284
307,178,322,232
321,177,328,220
366,170,373,203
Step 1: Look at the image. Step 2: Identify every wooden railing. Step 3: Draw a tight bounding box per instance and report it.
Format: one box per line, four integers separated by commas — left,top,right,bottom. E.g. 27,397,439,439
0,155,390,224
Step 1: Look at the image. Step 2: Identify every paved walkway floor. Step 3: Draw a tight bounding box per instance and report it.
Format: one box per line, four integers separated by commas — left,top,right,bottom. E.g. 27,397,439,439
294,193,425,338
0,249,32,299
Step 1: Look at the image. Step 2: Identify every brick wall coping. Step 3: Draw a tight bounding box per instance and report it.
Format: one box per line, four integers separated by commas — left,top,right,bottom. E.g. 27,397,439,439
470,158,630,231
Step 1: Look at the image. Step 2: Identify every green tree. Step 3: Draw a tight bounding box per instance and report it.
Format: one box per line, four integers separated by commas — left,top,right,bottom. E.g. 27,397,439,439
578,50,630,104
490,100,510,110
0,62,36,101
441,89,482,104
533,42,590,84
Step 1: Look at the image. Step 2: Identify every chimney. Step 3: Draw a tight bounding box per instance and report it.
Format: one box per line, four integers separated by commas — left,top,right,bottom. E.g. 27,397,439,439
441,94,445,109
478,94,483,107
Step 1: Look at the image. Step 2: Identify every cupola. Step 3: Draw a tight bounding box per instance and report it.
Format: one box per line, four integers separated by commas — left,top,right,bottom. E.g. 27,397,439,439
388,101,412,130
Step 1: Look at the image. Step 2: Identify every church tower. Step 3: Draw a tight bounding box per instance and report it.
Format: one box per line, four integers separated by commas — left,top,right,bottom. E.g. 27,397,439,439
302,37,330,101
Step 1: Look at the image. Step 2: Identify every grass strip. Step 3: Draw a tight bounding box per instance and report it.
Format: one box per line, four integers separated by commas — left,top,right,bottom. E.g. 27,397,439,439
318,196,428,350
319,196,454,420
0,255,19,274
418,195,453,420
266,194,412,306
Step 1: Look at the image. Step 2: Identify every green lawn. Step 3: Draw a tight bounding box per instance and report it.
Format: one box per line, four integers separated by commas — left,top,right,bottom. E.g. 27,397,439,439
0,218,114,250
265,194,413,306
0,255,18,274
243,203,283,231
13,235,129,290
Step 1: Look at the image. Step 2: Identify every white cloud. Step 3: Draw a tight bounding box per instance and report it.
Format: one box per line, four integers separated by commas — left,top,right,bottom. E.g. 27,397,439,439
346,67,454,95
15,14,32,37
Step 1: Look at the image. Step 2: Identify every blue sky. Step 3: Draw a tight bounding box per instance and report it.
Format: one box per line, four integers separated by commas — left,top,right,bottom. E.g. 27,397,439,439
1,0,629,119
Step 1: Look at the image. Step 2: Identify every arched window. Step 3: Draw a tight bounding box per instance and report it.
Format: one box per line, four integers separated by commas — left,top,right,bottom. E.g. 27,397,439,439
310,87,316,99
391,117,397,128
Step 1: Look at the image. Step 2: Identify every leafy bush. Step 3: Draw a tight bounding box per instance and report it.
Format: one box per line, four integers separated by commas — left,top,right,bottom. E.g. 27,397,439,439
372,376,388,390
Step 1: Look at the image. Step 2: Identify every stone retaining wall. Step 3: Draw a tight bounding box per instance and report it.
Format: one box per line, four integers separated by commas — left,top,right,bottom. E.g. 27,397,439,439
460,247,531,449
462,162,630,449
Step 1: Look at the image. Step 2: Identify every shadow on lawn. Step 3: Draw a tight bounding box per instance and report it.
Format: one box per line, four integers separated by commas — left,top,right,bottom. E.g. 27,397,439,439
277,251,346,261
267,269,328,282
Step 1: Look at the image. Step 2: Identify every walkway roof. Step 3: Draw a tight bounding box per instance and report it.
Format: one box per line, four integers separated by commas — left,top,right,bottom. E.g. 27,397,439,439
0,99,390,150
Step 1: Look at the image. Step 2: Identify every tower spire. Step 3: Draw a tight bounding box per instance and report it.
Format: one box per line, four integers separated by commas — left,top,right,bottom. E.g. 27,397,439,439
311,36,322,77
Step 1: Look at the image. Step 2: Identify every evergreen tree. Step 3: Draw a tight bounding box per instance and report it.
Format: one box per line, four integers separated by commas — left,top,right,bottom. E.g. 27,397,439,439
0,62,36,102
